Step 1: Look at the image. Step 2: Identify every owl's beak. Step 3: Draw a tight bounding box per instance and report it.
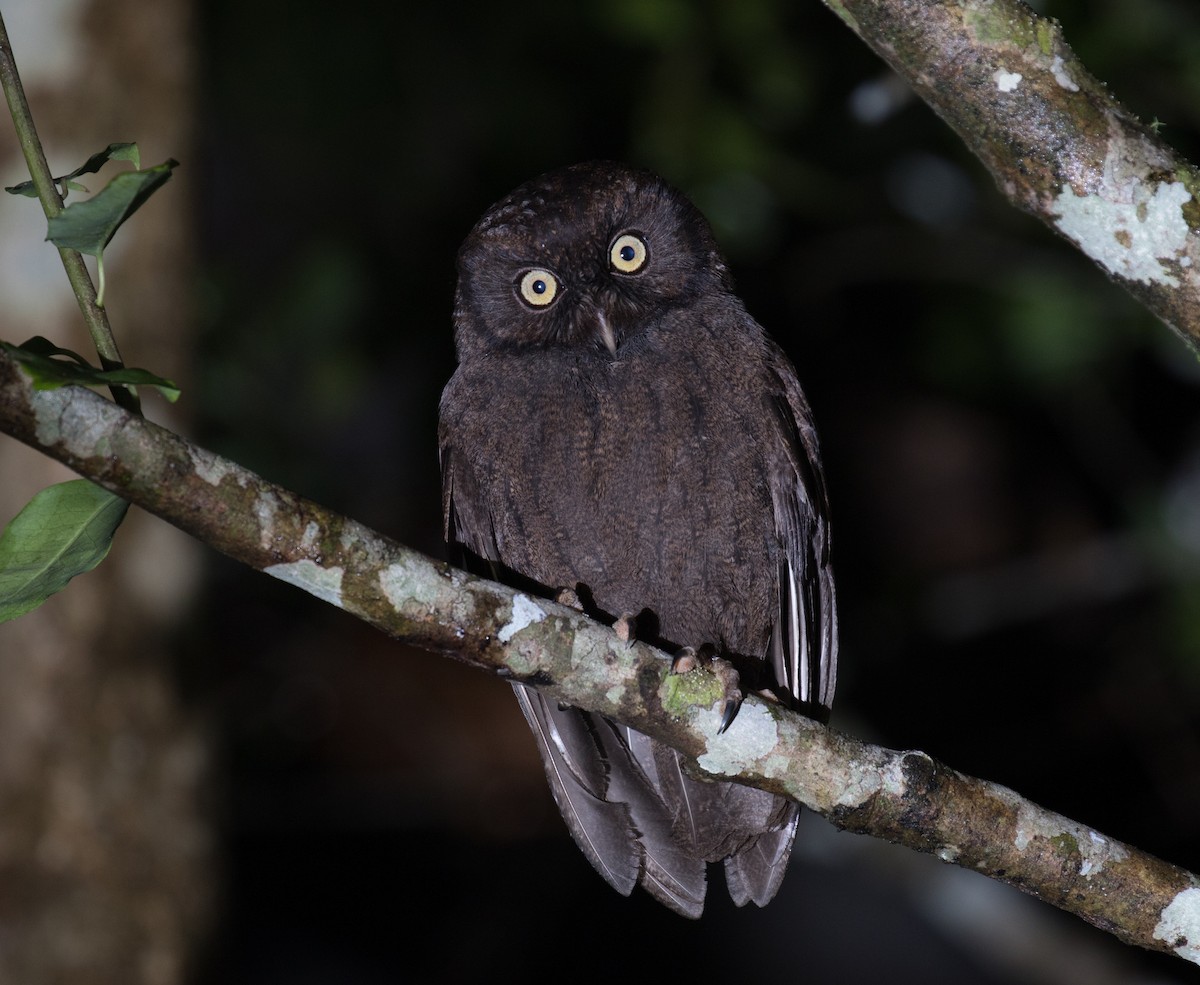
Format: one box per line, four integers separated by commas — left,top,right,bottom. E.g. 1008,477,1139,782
595,310,618,355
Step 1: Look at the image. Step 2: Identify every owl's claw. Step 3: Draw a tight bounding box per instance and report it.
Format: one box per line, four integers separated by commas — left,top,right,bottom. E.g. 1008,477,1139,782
719,697,741,734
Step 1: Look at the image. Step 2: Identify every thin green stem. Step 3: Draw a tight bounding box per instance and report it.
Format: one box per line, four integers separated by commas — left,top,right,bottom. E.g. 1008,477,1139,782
0,11,139,414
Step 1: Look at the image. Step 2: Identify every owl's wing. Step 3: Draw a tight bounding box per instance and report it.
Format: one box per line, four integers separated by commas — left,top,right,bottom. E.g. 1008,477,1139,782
764,349,838,714
439,425,493,560
716,348,835,909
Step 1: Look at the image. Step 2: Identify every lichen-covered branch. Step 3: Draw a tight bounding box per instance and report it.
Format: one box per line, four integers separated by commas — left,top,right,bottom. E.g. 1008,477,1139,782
2,350,1198,963
823,0,1200,348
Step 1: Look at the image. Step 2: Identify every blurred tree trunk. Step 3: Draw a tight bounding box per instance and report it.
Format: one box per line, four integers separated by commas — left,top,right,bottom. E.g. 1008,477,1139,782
0,2,210,983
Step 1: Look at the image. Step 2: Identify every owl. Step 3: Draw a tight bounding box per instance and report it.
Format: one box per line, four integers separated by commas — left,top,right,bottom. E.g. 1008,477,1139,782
438,161,836,917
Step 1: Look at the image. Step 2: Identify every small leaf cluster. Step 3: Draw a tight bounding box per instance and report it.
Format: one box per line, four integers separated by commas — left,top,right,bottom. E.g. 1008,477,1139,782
2,141,180,623
6,142,178,306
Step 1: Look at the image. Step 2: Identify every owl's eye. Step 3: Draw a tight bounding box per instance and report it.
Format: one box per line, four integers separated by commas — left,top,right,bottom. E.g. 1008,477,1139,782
609,233,648,274
517,269,559,307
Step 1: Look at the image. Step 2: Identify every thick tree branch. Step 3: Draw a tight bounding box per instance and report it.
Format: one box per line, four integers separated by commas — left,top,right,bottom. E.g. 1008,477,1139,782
824,0,1200,348
3,351,1199,963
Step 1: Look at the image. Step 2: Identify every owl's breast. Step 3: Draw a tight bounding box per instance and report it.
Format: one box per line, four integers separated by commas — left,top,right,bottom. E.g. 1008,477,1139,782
447,336,778,655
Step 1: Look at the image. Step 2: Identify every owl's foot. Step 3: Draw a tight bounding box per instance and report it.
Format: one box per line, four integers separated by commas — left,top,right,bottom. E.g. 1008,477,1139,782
613,612,638,647
713,658,744,733
555,587,584,610
670,645,743,733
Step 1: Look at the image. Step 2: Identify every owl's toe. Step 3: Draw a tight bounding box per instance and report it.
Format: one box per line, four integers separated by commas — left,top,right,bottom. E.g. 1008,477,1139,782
613,611,638,647
555,587,584,611
671,645,698,674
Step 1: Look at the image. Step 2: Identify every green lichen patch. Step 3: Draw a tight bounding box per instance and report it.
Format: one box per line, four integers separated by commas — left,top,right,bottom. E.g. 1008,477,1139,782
1172,167,1200,230
1035,19,1055,56
660,667,724,719
1051,831,1080,856
965,2,1037,49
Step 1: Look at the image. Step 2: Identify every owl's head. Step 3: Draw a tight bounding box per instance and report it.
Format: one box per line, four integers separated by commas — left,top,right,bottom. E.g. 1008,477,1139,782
453,161,733,358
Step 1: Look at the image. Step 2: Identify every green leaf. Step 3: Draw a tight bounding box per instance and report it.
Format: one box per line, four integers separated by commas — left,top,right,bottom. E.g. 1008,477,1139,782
0,480,129,623
2,337,181,402
14,334,92,366
89,141,141,171
45,158,177,257
4,142,141,197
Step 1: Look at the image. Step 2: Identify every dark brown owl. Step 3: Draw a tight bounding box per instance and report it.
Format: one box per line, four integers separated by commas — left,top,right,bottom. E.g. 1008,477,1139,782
438,161,836,917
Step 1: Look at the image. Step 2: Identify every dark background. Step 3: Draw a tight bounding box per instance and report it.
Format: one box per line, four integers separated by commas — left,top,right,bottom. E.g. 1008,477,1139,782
186,0,1200,981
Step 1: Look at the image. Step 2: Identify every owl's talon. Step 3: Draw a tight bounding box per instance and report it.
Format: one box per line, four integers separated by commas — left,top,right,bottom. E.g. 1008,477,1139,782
719,697,741,734
709,656,744,733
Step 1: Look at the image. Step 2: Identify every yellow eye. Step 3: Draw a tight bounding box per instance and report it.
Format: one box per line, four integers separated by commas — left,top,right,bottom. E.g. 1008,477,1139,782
609,233,648,274
518,269,559,307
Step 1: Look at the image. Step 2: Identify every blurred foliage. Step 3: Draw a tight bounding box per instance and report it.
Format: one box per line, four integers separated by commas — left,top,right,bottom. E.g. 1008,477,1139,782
190,1,1200,981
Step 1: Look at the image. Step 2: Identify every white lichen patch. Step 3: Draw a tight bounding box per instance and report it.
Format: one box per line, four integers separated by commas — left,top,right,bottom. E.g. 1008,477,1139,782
833,753,905,809
1154,886,1200,964
936,845,961,863
1079,830,1124,876
189,444,240,487
762,751,792,776
299,521,321,552
834,771,882,808
498,593,546,643
1050,54,1079,92
265,558,344,608
29,391,64,447
380,555,428,609
993,69,1022,93
1052,179,1192,287
339,525,363,552
32,386,118,459
254,491,280,550
1012,801,1127,878
882,755,915,796
696,702,778,775
61,398,115,460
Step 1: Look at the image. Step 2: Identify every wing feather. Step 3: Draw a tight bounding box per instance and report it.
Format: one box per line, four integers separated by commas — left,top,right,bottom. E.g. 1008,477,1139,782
512,686,641,895
764,352,838,717
724,810,800,907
